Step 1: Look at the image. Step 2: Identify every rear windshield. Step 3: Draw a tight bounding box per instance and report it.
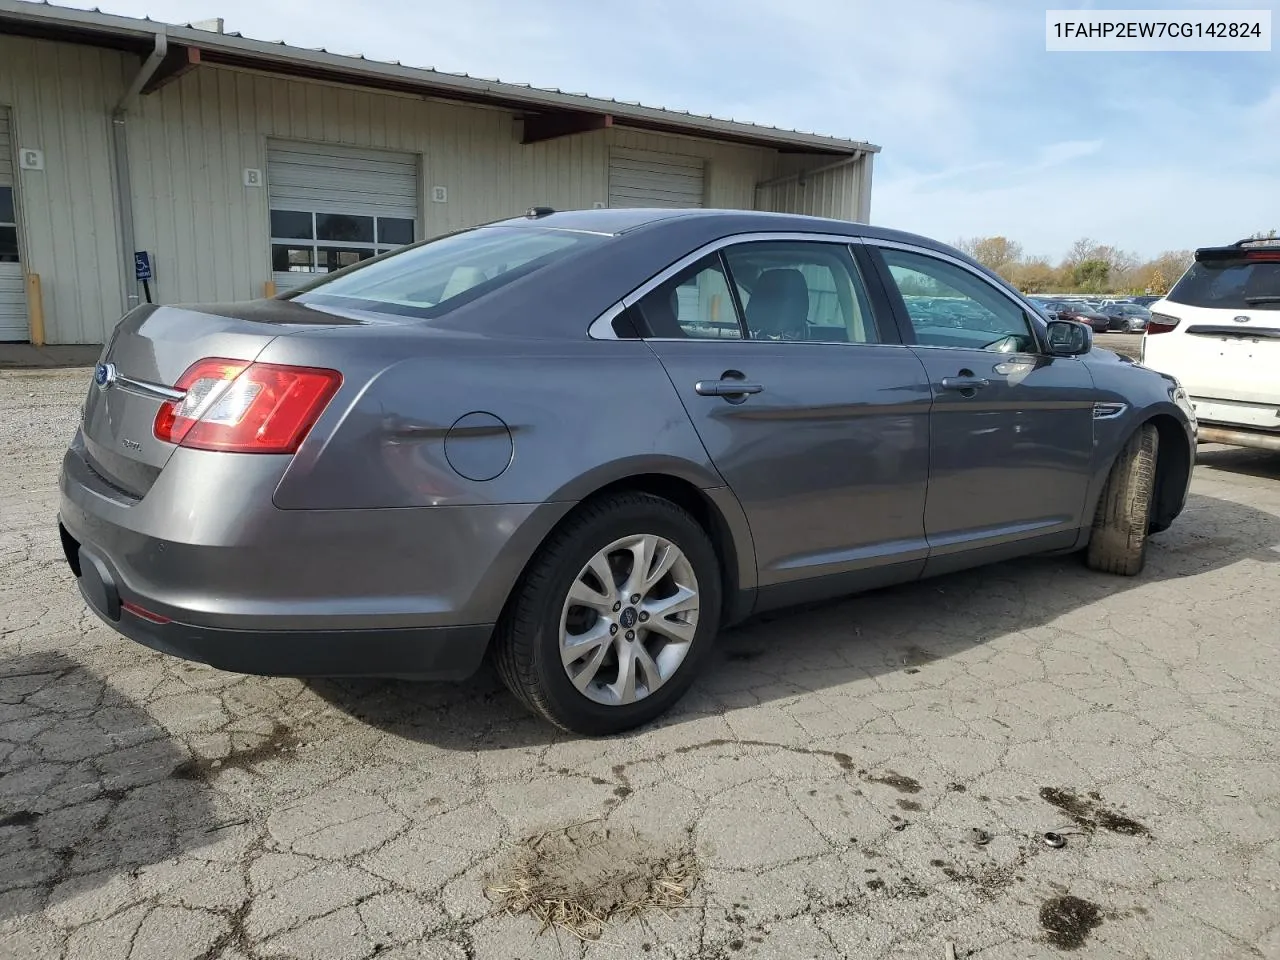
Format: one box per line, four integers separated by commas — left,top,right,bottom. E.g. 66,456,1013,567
1167,256,1280,311
293,226,602,319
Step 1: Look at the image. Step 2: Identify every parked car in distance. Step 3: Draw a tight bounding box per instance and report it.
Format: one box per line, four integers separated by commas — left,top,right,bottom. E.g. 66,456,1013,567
1100,300,1152,332
58,208,1197,734
1054,301,1111,333
1026,296,1064,321
1131,295,1162,308
1142,237,1280,452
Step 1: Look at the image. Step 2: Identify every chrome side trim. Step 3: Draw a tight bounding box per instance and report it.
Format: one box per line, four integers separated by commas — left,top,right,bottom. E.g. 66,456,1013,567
587,231,866,340
1093,402,1128,420
115,376,185,402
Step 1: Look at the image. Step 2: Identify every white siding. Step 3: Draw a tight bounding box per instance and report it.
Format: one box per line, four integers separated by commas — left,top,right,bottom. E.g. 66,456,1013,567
0,35,869,343
0,36,130,344
756,154,869,223
122,68,781,312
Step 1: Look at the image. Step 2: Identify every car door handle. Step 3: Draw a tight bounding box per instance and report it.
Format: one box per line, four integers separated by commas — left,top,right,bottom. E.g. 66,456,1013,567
694,379,764,397
939,376,991,392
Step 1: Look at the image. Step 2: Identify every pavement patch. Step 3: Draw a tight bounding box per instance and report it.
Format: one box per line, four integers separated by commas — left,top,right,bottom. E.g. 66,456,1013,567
485,821,696,940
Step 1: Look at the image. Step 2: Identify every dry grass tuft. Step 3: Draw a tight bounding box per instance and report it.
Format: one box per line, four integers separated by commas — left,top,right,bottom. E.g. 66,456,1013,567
485,821,698,941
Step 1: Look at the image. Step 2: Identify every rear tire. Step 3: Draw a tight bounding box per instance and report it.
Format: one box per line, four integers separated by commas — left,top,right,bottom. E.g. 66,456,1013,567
1086,424,1159,576
493,492,722,735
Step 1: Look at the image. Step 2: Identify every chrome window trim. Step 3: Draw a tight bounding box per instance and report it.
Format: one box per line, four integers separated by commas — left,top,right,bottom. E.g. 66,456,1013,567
866,238,1050,354
587,231,867,340
587,302,628,340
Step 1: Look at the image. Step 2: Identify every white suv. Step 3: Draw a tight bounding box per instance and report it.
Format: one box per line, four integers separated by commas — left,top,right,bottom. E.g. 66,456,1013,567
1142,238,1280,452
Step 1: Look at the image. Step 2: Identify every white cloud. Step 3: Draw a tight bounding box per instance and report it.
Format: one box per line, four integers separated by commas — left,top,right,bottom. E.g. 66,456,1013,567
1035,140,1103,167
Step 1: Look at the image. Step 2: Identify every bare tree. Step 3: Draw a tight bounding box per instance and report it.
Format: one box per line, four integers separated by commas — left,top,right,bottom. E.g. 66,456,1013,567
953,236,1023,277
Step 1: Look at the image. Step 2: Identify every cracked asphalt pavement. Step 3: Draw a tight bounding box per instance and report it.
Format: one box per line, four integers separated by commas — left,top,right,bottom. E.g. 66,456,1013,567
3,366,1279,960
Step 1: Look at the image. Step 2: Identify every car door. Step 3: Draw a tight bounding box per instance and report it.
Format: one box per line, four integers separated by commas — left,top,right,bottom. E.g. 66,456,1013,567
866,242,1098,576
630,238,934,606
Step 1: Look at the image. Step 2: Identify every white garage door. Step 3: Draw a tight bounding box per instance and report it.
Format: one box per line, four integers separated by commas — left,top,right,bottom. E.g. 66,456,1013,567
0,110,27,342
609,148,705,209
267,141,419,293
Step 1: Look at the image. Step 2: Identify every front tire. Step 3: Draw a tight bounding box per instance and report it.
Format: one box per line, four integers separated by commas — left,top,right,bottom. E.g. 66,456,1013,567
1086,424,1159,576
493,492,722,735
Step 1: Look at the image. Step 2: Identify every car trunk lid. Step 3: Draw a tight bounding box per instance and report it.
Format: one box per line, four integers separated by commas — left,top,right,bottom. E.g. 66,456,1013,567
80,300,353,498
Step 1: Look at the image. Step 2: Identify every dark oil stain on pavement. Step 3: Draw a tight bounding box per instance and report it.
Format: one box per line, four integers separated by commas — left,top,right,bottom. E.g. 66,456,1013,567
1040,895,1103,950
1039,786,1150,836
172,722,299,781
867,771,922,794
900,645,939,667
672,738,856,772
0,810,41,828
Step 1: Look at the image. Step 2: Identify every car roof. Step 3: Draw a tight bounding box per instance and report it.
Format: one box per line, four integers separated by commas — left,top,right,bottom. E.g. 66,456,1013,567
484,207,961,254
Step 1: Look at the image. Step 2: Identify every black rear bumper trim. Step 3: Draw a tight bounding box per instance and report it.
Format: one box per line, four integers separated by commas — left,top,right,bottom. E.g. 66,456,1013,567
64,522,493,680
80,591,494,680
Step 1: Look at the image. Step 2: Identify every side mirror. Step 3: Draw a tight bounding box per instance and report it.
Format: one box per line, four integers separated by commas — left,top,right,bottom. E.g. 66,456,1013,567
1046,319,1092,356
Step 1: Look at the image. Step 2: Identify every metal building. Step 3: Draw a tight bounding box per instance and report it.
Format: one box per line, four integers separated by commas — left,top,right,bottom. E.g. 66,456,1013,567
0,0,879,345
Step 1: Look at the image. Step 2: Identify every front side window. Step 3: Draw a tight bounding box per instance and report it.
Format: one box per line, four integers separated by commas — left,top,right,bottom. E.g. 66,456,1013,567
879,248,1037,352
723,241,878,343
635,255,743,340
270,209,416,276
296,225,600,319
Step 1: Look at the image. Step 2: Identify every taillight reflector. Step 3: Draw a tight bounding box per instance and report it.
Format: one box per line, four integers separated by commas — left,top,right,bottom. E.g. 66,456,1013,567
1146,312,1181,335
122,601,170,624
154,358,342,454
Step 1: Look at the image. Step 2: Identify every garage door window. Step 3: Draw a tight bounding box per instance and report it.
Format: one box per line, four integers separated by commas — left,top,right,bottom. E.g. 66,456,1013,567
0,187,17,263
270,210,414,276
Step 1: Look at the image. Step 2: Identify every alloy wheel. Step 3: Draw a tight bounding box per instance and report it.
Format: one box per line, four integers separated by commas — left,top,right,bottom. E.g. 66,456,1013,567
558,533,700,706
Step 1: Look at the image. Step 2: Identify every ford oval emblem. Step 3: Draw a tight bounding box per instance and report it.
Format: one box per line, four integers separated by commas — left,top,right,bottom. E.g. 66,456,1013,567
1233,315,1250,323
94,362,117,389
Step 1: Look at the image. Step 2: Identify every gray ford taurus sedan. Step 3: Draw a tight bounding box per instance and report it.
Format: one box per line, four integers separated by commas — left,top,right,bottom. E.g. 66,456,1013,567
59,208,1196,734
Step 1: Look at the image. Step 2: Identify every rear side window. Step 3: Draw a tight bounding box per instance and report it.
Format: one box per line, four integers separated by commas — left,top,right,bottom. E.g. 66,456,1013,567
294,226,602,319
635,255,743,340
1168,256,1280,311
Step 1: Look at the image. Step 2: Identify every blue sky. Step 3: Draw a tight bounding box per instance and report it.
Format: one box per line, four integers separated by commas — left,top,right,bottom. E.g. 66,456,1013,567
82,0,1279,260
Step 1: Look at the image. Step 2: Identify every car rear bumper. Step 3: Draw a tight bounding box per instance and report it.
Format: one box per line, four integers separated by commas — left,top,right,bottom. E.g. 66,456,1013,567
67,529,493,678
58,434,573,677
1190,396,1280,431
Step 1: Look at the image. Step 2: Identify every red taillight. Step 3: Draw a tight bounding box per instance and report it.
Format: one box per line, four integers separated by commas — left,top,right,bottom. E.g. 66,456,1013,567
154,358,342,454
1146,312,1180,335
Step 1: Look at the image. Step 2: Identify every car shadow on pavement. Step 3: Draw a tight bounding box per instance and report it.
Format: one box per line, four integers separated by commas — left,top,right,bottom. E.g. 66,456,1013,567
1196,445,1280,481
308,490,1279,748
0,652,219,921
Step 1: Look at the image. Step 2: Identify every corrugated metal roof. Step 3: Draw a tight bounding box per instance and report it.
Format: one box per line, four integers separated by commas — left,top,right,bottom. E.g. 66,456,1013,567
0,0,880,156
